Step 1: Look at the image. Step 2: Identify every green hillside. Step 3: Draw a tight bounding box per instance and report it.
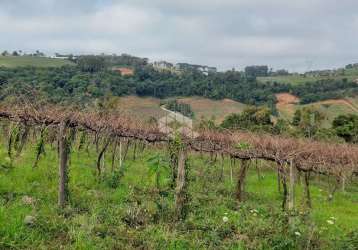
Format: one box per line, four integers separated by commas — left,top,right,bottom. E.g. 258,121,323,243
116,95,358,129
0,56,75,68
258,68,358,85
112,96,247,124
278,100,358,127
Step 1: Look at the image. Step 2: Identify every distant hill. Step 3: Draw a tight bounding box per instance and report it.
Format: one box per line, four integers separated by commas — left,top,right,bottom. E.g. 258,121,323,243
0,56,75,68
114,96,247,124
112,94,358,128
275,93,358,127
258,67,358,85
1,54,358,120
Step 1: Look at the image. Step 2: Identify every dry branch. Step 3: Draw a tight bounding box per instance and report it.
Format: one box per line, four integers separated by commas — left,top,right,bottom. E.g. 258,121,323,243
1,105,358,179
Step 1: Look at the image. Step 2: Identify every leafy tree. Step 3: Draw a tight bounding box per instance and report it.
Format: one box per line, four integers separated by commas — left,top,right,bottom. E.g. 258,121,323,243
164,99,194,118
291,107,325,138
197,116,217,130
332,114,358,143
245,65,269,77
292,79,358,104
272,118,290,135
77,56,106,73
292,109,301,126
221,107,273,132
313,128,344,143
1,50,9,56
1,55,357,111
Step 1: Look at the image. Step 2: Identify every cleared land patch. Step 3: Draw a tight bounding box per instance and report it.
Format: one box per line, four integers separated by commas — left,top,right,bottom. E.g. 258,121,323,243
275,93,300,119
275,93,358,126
115,96,247,124
258,68,358,85
178,97,247,123
0,56,74,68
116,96,166,121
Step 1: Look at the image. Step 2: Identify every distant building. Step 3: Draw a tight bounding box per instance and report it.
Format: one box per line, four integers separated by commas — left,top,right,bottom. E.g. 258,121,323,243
203,66,217,75
175,63,217,75
51,53,76,60
153,61,174,70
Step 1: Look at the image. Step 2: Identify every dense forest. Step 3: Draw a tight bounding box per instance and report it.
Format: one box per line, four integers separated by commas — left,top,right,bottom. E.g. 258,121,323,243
0,55,358,109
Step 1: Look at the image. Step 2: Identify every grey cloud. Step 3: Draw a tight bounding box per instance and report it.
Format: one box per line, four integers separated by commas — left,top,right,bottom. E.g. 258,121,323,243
0,0,358,71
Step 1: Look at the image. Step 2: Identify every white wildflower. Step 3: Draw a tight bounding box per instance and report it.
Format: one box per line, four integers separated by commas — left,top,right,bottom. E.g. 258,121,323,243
22,196,35,205
24,215,36,226
222,216,229,223
294,231,301,237
326,220,334,225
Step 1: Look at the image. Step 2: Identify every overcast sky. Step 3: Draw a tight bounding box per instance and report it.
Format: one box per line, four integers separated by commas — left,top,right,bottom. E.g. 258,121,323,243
1,0,358,71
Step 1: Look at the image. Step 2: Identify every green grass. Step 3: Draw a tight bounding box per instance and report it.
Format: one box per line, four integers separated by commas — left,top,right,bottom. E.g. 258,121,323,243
0,56,75,68
115,96,248,124
258,75,320,85
0,141,357,249
304,102,358,128
258,70,358,85
278,101,358,127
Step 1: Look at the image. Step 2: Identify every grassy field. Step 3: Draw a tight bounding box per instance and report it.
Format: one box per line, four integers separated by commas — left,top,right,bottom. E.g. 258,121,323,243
115,96,247,124
258,75,322,85
275,93,358,127
258,68,358,85
277,100,358,127
0,140,357,249
178,97,247,123
258,75,358,85
116,95,358,129
0,56,74,68
116,96,166,121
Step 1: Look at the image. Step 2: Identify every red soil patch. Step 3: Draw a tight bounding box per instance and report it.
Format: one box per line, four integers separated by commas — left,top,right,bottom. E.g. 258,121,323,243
113,67,134,76
276,93,299,105
275,93,300,117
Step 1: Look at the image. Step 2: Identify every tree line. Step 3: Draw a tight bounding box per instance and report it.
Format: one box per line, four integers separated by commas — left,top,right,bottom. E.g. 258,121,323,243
205,106,358,144
0,56,358,109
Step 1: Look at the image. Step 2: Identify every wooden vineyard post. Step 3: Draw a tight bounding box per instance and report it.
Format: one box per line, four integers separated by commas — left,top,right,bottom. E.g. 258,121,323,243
230,160,233,184
288,159,295,211
303,171,312,209
96,139,110,177
175,147,187,221
288,159,295,225
58,121,69,208
111,140,117,172
277,168,282,193
236,159,249,203
341,174,346,192
119,139,122,169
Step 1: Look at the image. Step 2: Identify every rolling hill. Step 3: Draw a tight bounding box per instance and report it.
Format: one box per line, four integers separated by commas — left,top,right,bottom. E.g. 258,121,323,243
114,96,247,124
275,93,358,127
115,94,358,128
258,67,358,85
